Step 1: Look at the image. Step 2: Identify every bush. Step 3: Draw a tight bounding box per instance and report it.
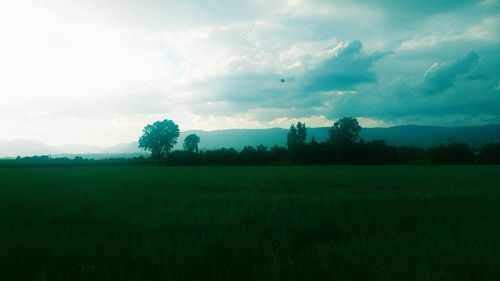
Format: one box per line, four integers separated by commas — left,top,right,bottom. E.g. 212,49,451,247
397,146,428,164
478,143,500,164
167,151,199,166
427,142,474,164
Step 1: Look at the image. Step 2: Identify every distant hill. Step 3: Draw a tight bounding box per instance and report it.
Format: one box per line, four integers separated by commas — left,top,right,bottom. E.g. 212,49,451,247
1,124,500,158
0,139,145,158
176,128,289,151
360,125,500,148
178,124,500,150
0,139,57,157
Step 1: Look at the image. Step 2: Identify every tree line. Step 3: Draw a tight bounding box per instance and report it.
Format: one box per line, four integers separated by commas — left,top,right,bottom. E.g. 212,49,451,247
137,118,500,166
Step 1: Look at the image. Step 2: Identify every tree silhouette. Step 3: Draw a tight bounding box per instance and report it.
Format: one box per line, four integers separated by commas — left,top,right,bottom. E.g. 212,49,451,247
328,117,362,163
183,134,200,154
427,142,474,164
287,124,297,148
138,119,180,161
287,122,307,149
287,122,307,162
329,117,361,146
478,143,500,164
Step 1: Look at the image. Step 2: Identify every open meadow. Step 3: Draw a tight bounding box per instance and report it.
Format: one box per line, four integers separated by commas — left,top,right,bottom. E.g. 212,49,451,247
1,165,500,280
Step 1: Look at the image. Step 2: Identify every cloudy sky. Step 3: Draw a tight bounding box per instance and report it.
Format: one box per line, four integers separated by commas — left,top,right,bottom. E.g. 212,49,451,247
0,0,499,146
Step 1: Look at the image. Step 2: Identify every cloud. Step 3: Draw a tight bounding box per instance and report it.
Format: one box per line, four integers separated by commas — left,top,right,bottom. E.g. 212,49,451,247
322,48,500,123
184,40,388,119
352,0,477,14
2,0,500,146
422,51,479,93
40,0,263,31
303,40,387,91
185,37,499,128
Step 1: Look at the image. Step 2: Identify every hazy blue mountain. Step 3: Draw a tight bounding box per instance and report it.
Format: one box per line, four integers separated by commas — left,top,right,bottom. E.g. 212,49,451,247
0,139,60,157
0,139,143,158
179,124,500,150
176,128,288,150
2,124,499,158
360,125,500,148
103,142,144,154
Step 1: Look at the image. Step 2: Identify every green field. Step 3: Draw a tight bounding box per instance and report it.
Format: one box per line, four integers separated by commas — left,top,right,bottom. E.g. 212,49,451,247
1,166,499,280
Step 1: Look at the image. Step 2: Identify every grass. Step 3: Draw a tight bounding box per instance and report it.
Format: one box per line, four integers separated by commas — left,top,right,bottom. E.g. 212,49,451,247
0,166,499,280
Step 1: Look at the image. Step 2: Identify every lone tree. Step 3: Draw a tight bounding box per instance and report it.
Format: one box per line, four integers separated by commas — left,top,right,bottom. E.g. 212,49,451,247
183,133,200,154
139,119,180,161
328,117,361,146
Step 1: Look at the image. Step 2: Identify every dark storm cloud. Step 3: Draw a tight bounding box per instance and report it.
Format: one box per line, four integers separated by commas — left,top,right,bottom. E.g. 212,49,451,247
187,40,387,117
319,49,500,123
16,0,499,130
422,51,480,93
303,40,388,91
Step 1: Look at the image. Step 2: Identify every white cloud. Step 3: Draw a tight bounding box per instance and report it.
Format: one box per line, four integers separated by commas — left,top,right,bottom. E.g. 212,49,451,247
0,0,499,147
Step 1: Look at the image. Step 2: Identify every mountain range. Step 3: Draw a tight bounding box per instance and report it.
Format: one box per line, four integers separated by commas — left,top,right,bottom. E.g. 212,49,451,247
1,124,499,158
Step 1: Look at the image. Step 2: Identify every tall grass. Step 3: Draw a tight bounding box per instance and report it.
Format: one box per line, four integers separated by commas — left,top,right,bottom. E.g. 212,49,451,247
0,166,499,280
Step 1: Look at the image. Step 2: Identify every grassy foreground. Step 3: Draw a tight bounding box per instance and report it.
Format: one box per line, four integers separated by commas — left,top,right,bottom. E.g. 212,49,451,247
1,166,499,280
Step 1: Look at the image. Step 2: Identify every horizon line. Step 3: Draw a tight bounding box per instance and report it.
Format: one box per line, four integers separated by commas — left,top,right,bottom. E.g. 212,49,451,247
1,123,500,149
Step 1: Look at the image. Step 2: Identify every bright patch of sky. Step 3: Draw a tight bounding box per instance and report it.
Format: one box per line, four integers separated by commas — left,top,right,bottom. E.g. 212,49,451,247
0,0,499,145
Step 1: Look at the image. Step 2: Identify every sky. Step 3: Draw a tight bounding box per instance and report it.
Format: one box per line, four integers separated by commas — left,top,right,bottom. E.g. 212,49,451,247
0,0,499,146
